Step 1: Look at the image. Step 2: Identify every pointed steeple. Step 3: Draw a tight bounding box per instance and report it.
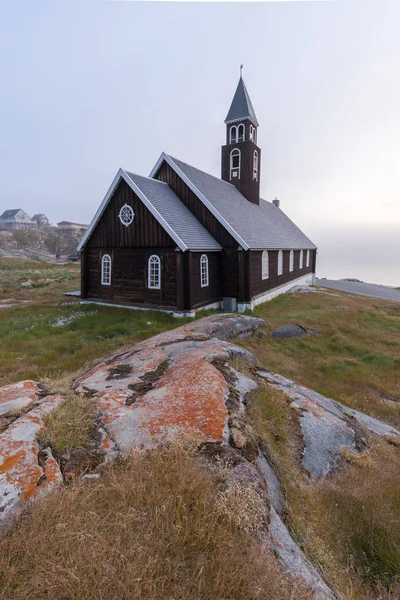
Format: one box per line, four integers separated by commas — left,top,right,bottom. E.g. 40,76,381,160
225,76,259,126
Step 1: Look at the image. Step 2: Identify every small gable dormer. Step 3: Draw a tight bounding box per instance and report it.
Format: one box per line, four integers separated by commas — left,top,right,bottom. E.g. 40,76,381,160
221,75,261,205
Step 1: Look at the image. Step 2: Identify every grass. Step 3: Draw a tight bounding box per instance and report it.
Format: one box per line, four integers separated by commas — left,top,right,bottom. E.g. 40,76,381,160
0,258,197,386
40,395,97,456
2,261,400,598
248,380,400,599
0,443,312,600
0,301,193,385
0,258,80,302
241,291,400,597
242,289,400,429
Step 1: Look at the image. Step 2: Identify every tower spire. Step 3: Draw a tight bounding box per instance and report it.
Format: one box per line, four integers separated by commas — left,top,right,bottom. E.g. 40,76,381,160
225,75,259,126
221,73,261,205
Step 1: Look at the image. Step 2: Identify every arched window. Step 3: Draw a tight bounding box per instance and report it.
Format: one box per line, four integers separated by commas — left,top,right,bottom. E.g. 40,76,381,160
299,250,304,269
277,250,283,276
148,255,161,289
238,124,245,142
289,250,294,272
306,249,310,267
200,254,209,287
230,126,237,144
250,125,254,141
262,250,269,280
253,128,257,144
101,254,111,286
230,149,241,180
253,150,258,181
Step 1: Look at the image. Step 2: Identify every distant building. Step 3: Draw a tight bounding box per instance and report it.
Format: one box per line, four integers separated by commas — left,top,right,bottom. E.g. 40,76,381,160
32,213,50,227
0,209,37,229
57,221,88,235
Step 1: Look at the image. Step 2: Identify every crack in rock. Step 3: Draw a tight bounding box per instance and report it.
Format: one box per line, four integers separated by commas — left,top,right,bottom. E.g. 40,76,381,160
257,370,400,478
0,394,65,534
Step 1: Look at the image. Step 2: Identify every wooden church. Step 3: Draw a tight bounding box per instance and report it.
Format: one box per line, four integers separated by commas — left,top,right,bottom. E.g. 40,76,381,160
78,75,317,315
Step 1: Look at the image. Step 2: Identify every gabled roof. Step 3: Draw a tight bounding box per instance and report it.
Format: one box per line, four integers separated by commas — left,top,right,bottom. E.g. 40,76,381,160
225,77,259,126
77,169,221,253
150,153,317,251
0,209,23,220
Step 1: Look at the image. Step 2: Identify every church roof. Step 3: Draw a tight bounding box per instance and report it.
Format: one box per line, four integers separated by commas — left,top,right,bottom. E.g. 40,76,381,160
125,173,222,251
78,170,221,253
150,154,316,251
225,77,259,126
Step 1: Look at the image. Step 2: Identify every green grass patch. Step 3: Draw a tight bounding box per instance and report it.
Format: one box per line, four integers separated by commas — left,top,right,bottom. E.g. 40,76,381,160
240,290,400,429
0,302,193,385
40,395,97,456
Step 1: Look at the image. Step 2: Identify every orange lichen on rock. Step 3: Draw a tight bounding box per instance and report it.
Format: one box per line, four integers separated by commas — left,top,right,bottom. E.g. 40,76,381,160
0,380,40,417
74,315,263,454
0,393,65,532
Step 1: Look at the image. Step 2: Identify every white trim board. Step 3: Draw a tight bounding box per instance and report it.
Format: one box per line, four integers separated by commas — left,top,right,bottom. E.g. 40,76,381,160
80,299,221,318
237,273,314,312
77,168,188,252
149,152,250,250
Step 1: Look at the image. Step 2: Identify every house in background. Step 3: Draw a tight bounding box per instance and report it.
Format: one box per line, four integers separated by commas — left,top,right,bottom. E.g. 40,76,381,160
0,209,37,229
32,213,50,227
78,75,317,316
57,221,88,235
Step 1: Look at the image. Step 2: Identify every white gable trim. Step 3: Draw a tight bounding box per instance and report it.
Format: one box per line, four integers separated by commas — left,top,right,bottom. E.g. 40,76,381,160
225,116,259,128
149,153,249,251
77,168,188,252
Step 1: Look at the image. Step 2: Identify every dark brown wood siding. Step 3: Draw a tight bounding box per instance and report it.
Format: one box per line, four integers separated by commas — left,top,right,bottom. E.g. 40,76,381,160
85,248,177,308
86,179,176,249
250,249,316,298
190,252,222,309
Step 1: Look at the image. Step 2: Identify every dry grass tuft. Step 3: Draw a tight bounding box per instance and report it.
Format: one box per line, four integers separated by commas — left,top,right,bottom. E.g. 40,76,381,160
215,480,267,535
0,445,312,600
249,382,400,599
40,394,97,456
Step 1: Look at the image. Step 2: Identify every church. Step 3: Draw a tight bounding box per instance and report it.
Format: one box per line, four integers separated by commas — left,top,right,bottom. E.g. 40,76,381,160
78,75,317,316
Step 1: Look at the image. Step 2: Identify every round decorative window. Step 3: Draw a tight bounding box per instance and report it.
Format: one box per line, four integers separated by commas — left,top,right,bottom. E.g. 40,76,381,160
118,204,134,227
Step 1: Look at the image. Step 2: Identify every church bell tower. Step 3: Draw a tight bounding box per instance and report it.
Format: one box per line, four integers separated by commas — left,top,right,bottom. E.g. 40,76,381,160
221,73,261,205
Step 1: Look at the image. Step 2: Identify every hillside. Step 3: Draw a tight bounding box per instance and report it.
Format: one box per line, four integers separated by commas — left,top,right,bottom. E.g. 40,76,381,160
0,265,399,599
0,226,82,257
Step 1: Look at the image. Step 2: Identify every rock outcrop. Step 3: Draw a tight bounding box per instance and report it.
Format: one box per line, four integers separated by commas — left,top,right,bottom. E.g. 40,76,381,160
74,315,262,454
0,384,65,533
258,370,400,478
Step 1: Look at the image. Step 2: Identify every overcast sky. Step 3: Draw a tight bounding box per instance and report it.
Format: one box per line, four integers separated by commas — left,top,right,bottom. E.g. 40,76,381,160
0,0,399,285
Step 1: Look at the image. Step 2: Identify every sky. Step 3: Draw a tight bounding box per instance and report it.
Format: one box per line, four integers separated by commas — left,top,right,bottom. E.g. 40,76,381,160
0,0,399,285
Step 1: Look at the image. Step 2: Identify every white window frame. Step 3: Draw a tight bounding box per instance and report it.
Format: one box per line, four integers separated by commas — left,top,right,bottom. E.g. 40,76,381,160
230,126,237,144
238,123,245,142
306,249,310,267
253,150,258,181
277,250,283,276
230,148,241,180
101,254,111,286
261,250,269,280
200,254,209,288
148,254,161,289
289,250,294,272
299,250,304,269
250,124,254,141
118,203,135,227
